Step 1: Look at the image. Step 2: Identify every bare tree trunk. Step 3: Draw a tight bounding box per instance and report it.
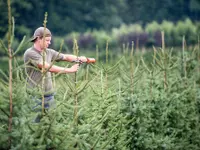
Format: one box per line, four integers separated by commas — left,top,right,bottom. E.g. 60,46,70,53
8,47,13,147
73,39,79,126
161,31,167,90
7,0,13,147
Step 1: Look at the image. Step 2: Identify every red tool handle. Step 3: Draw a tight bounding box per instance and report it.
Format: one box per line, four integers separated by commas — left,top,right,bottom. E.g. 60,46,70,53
86,58,96,64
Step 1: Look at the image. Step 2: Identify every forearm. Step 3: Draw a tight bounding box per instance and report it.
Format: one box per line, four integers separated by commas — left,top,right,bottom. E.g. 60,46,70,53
38,63,75,73
49,65,67,73
63,54,79,62
63,54,87,63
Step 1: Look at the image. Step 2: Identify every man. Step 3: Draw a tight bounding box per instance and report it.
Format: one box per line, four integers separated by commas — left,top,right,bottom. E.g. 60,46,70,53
24,27,87,116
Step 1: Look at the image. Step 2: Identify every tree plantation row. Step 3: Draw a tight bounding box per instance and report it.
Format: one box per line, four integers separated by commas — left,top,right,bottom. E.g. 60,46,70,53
1,41,200,149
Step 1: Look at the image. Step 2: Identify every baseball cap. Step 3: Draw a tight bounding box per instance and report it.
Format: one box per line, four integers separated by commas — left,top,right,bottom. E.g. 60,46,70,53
30,27,52,42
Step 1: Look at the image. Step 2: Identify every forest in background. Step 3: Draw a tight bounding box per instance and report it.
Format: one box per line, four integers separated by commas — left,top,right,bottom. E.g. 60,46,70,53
0,0,200,40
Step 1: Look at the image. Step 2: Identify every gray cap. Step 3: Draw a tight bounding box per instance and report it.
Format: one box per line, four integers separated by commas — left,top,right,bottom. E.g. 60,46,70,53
30,27,52,42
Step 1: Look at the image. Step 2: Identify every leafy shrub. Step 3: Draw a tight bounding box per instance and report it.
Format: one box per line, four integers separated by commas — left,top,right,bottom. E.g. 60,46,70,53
174,19,197,45
118,32,149,48
51,19,200,50
160,20,175,46
78,33,96,49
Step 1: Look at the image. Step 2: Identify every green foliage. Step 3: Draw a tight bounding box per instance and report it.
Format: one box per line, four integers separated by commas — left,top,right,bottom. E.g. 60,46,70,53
145,21,161,34
174,19,197,45
49,19,200,51
112,24,144,36
1,2,200,147
92,30,112,49
1,0,200,41
1,42,200,149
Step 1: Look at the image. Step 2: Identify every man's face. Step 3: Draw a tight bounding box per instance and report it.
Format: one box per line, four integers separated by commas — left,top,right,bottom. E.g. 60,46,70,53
39,36,51,50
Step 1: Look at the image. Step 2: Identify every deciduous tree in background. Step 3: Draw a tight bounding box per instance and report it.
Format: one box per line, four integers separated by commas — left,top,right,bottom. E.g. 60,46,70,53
0,0,200,40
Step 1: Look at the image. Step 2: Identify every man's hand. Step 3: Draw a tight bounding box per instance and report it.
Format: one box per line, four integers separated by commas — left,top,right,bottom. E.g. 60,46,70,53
69,64,80,73
78,56,87,63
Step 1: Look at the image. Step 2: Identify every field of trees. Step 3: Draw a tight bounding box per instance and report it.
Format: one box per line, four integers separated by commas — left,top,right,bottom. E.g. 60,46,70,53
1,32,200,149
1,0,200,150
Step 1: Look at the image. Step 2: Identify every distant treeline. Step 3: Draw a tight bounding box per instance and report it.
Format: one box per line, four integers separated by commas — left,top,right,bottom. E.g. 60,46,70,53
1,18,198,57
55,19,199,50
0,0,200,39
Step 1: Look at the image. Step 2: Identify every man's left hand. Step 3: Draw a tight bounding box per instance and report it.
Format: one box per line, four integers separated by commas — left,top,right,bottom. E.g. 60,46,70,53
78,56,87,63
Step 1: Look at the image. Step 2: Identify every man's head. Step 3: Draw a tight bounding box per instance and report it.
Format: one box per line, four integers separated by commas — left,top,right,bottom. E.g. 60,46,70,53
31,27,52,42
31,27,52,50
